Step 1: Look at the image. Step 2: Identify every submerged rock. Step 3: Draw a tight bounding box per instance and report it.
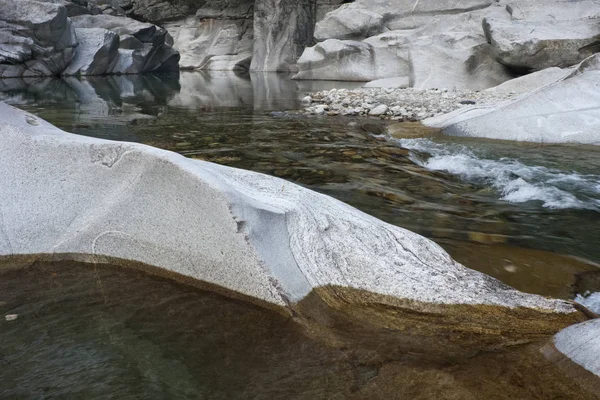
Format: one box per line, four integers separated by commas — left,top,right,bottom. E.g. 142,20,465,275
0,0,78,77
0,102,586,357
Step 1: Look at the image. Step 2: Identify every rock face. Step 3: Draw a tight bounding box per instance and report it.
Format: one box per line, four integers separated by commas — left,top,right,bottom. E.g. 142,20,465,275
169,0,254,70
164,16,253,71
0,0,78,77
294,39,409,81
63,28,119,75
314,0,494,40
483,17,600,71
296,0,599,89
250,0,316,72
424,54,600,145
0,101,586,356
296,0,515,88
71,14,179,73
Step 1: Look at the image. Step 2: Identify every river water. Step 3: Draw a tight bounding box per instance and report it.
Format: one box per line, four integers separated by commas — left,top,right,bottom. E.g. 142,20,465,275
1,71,599,398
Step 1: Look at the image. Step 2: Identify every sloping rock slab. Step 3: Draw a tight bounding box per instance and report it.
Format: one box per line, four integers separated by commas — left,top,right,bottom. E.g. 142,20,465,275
424,55,600,144
0,0,78,77
0,102,585,355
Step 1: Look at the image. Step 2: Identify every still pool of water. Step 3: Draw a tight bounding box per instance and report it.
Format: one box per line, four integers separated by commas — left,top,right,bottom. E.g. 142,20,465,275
1,71,600,397
0,260,597,399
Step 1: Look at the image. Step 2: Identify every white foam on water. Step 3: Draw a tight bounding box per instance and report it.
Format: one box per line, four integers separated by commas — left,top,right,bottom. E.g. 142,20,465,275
575,292,600,314
397,138,600,211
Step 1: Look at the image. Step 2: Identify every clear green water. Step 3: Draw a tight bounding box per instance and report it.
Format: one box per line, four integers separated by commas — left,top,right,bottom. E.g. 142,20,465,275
0,261,595,399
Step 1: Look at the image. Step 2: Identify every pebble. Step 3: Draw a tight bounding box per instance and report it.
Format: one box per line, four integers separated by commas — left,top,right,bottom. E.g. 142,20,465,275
369,104,388,116
297,87,517,121
5,314,18,321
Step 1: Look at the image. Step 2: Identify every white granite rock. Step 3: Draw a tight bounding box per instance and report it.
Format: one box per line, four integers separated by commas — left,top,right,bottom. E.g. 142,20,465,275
363,77,409,88
484,67,570,94
250,0,315,72
424,54,600,145
483,17,600,70
553,319,600,377
314,0,494,40
369,104,388,116
0,101,579,319
314,7,383,41
298,2,514,89
164,17,253,71
294,39,409,81
63,28,119,75
0,0,78,77
71,14,179,73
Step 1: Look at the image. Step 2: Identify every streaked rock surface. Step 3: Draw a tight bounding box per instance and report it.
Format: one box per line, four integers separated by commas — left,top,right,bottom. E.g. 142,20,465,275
63,28,119,75
250,0,316,72
483,17,600,70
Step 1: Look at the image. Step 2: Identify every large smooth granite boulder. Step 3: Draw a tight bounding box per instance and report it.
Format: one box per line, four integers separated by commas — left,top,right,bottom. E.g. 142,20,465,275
250,0,316,72
0,101,587,357
483,17,600,71
424,54,600,145
0,0,78,77
71,14,179,73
